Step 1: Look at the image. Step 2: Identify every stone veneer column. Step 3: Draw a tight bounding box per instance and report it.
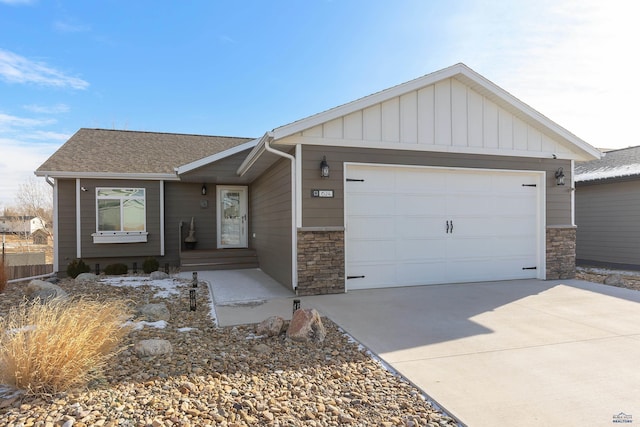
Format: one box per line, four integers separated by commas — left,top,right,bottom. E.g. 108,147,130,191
296,227,345,295
546,226,576,280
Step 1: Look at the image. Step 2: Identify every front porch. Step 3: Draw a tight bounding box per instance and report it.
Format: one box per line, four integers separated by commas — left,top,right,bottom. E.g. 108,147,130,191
180,248,258,271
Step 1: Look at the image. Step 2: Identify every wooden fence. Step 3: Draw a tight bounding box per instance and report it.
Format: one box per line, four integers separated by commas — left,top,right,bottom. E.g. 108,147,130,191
5,264,54,281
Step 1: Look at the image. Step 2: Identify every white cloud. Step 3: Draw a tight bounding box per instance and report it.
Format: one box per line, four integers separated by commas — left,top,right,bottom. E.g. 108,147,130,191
0,48,89,89
0,112,55,130
0,0,34,4
53,20,91,33
23,103,70,114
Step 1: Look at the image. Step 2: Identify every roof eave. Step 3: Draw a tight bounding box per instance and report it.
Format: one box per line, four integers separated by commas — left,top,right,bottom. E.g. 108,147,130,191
34,171,180,180
175,138,259,175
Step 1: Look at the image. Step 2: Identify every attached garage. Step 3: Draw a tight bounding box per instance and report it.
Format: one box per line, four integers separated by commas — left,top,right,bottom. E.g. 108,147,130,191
344,164,544,290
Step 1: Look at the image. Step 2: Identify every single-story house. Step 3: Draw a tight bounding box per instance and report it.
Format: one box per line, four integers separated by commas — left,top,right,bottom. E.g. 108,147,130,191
575,146,640,269
36,63,600,295
0,215,46,235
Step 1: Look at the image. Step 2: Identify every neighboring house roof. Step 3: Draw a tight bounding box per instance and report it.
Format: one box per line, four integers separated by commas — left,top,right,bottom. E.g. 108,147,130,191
35,129,255,179
575,146,640,182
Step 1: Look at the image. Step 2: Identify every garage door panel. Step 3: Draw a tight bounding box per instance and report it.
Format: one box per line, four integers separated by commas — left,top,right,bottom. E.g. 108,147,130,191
345,165,542,290
397,262,447,285
348,216,396,239
347,239,395,263
347,263,397,290
396,239,447,261
348,193,396,216
397,217,445,238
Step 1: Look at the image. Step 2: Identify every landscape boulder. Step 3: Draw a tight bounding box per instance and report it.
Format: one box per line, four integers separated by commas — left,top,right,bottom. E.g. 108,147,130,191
256,316,285,337
604,274,624,287
25,279,68,302
286,308,326,343
150,271,169,280
75,272,98,284
133,339,173,357
137,303,171,322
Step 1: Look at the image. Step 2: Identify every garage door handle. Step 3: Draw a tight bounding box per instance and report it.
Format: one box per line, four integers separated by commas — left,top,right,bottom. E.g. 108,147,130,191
450,220,453,233
446,220,450,233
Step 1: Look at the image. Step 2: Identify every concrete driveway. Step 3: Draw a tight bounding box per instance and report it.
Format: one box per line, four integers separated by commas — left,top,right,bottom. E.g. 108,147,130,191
196,271,640,426
304,279,640,427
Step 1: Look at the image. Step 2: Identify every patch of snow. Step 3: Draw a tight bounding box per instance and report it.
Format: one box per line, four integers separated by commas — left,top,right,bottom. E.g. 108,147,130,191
177,327,196,333
100,277,183,298
245,333,265,340
0,385,23,400
122,320,168,330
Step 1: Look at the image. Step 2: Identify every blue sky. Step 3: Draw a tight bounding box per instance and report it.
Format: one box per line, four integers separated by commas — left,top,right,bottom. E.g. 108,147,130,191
1,0,639,207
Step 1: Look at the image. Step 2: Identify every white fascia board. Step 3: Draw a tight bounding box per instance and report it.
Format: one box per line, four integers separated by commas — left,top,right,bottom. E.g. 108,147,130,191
34,171,179,180
277,136,587,161
236,132,273,176
175,139,259,175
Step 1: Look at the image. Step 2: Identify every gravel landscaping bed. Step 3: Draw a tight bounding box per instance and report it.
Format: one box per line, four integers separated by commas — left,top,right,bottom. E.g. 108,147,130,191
0,275,458,427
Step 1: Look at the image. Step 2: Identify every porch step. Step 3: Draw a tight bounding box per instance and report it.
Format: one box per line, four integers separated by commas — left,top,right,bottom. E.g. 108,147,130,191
180,249,258,271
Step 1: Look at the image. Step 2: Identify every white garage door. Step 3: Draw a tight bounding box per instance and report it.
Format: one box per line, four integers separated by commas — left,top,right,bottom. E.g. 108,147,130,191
345,164,543,290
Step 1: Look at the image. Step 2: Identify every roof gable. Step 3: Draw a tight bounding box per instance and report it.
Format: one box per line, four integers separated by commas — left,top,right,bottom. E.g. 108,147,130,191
35,129,254,179
272,63,600,161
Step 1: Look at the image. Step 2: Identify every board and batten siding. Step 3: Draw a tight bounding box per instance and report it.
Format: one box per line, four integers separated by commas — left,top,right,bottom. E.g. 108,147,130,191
301,145,571,228
297,77,574,158
250,157,293,287
576,179,640,266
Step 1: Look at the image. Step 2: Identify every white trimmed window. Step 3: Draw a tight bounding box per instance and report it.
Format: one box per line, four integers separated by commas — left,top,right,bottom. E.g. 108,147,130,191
92,188,148,243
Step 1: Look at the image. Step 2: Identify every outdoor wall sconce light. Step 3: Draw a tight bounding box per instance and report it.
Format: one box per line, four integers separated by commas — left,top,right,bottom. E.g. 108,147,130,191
320,156,330,178
201,184,207,195
555,167,565,186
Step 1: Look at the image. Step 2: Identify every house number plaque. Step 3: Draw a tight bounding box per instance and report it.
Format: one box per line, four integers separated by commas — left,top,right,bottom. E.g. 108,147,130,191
311,189,334,198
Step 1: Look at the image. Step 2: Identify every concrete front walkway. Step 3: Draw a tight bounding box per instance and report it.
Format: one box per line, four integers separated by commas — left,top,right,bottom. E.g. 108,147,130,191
191,270,640,426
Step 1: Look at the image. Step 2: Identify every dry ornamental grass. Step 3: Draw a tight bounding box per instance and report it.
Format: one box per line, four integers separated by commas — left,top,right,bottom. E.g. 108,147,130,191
0,298,130,395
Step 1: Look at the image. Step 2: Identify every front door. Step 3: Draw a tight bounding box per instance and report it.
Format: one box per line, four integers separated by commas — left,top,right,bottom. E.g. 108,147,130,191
217,186,248,248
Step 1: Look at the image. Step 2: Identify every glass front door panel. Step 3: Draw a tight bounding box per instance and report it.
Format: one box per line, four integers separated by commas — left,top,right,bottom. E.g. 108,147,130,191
221,191,241,246
217,186,248,248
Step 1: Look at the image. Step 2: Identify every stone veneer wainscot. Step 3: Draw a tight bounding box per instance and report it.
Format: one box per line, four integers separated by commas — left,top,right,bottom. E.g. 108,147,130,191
296,228,345,295
546,226,576,280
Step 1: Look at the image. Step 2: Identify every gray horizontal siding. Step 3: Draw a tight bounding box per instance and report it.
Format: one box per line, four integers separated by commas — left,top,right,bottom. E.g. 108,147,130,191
302,145,571,227
250,158,292,288
576,179,640,266
56,179,77,272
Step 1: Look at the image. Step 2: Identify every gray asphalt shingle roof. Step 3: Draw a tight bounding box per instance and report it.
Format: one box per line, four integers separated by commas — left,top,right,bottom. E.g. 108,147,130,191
575,146,640,182
36,128,254,176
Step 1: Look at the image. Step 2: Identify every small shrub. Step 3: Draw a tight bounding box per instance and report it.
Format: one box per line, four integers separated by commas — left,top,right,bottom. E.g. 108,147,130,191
0,261,7,293
66,259,91,279
0,298,130,395
104,263,128,275
142,257,159,274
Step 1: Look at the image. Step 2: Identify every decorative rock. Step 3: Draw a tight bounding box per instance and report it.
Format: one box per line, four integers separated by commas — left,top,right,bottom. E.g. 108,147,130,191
150,271,169,280
604,274,624,287
137,303,171,322
25,279,68,302
256,316,285,337
254,343,271,354
133,339,173,357
286,308,326,343
75,273,98,284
